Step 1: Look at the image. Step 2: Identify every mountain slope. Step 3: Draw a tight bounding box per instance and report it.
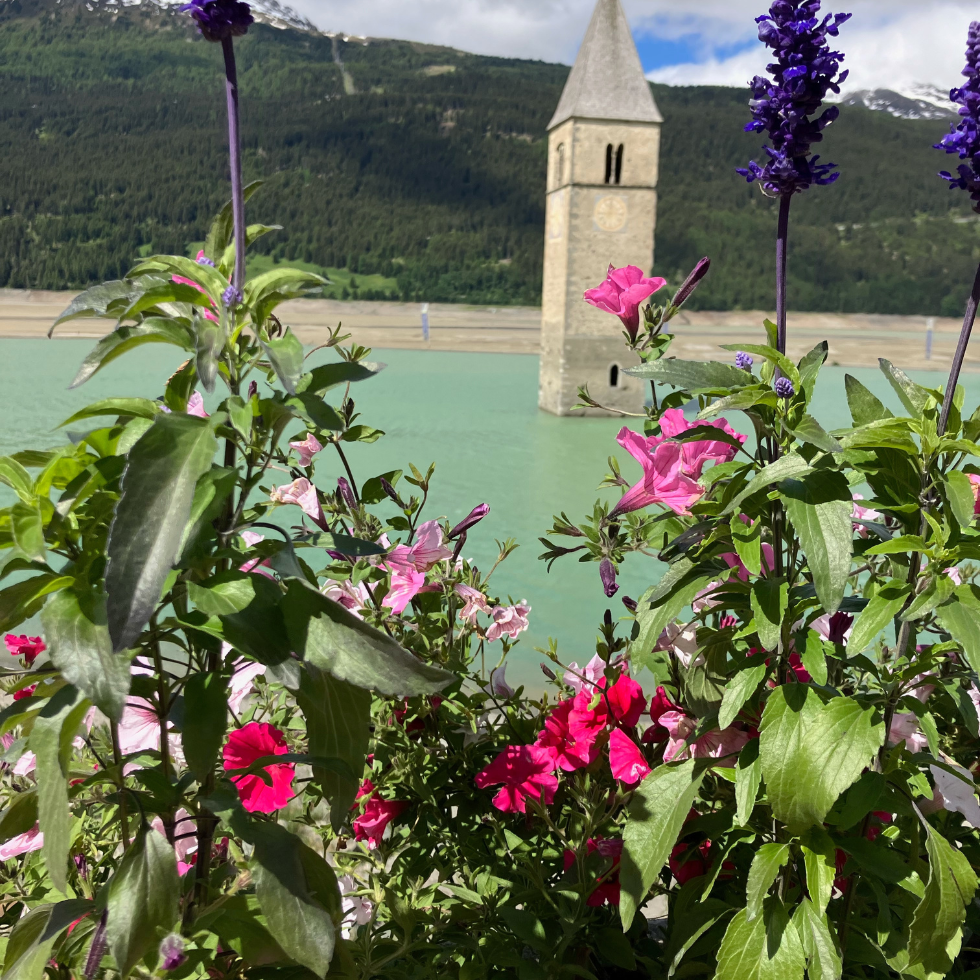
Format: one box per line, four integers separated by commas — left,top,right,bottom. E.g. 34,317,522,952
0,0,976,315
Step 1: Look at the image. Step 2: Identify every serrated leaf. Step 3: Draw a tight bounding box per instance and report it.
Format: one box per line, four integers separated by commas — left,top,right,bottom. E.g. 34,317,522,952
799,632,828,686
751,579,787,652
759,685,885,833
746,844,790,921
262,328,305,396
945,470,976,528
793,416,842,453
625,358,755,391
879,359,937,417
51,280,137,332
847,581,910,653
798,898,842,980
800,827,837,914
106,415,217,651
844,374,892,426
716,901,805,980
620,760,705,931
70,321,195,389
719,663,767,730
724,454,812,515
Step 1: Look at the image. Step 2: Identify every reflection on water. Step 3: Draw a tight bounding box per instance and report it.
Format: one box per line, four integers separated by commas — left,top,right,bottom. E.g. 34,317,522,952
1,337,976,687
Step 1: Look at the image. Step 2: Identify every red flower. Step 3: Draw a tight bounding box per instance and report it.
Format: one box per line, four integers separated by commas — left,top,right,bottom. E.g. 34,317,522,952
13,685,36,702
4,635,45,666
609,729,651,785
644,686,681,743
788,653,811,683
563,838,624,906
222,722,296,814
352,781,409,848
535,699,598,772
669,840,712,885
475,745,559,813
569,674,647,748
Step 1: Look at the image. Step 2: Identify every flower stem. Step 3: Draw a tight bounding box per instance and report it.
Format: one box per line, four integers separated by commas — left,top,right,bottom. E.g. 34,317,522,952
222,36,246,293
776,194,792,355
939,259,980,435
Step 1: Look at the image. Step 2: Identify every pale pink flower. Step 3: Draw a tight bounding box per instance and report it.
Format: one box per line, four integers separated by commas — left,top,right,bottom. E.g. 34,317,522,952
455,584,491,624
486,602,531,643
946,567,963,587
186,392,209,418
971,474,980,516
0,825,43,861
931,763,980,828
339,875,374,939
117,699,163,756
888,713,929,753
151,809,198,876
289,433,323,468
657,622,701,668
383,565,426,614
661,711,748,764
584,265,667,341
239,531,275,579
387,521,453,573
270,478,324,525
811,612,854,645
228,661,267,714
851,494,881,537
662,711,697,763
324,580,373,620
612,434,705,518
720,545,776,582
692,582,723,615
970,685,980,727
489,665,515,698
13,752,36,776
564,654,607,694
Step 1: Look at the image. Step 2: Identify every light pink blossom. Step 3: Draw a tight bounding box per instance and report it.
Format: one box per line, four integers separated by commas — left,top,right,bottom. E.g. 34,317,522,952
851,494,881,537
186,392,209,418
228,661,267,714
270,478,324,526
583,265,667,341
289,433,323,468
0,825,43,861
387,521,453,573
971,474,980,516
564,654,607,694
661,711,749,764
383,565,426,614
151,809,198,876
13,752,36,776
931,763,980,828
486,602,531,643
339,875,374,939
489,665,515,698
657,622,701,668
117,699,162,756
613,432,706,517
888,713,929,753
455,584,491,624
324,579,373,620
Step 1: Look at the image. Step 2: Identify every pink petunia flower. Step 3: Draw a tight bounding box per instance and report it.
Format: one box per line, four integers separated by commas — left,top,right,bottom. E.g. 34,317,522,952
324,579,373,620
657,409,746,479
474,745,559,813
289,433,323,468
661,712,749,763
657,622,700,668
609,728,651,785
812,612,854,645
486,602,531,643
387,521,453,573
228,660,267,714
270,478,325,527
612,436,705,518
720,545,776,582
563,654,608,694
489,665,515,698
0,825,43,861
117,699,164,756
583,265,667,341
3,635,45,665
851,494,881,537
888,713,929,754
186,392,209,418
643,686,682,744
535,699,598,772
382,565,426,614
455,584,491,624
223,722,297,814
352,780,410,848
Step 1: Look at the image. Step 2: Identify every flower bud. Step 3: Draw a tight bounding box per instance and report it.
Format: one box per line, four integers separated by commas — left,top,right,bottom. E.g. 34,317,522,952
223,285,243,308
159,935,187,972
449,503,490,540
600,559,619,599
337,477,357,509
540,663,557,681
671,257,711,308
622,595,638,613
774,377,795,399
380,478,400,503
247,380,258,400
735,351,754,371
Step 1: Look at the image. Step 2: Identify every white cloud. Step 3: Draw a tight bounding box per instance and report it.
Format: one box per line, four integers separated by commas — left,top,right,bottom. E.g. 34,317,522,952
284,0,980,95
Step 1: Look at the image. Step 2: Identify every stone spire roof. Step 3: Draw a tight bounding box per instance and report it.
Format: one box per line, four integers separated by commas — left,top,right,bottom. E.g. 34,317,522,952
549,0,663,130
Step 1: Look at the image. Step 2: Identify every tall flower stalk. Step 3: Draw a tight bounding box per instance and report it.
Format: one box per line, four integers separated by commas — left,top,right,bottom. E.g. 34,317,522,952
936,22,980,435
737,0,851,354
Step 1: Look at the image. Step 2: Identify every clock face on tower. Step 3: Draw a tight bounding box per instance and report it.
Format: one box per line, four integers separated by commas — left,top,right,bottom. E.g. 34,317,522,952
593,194,628,233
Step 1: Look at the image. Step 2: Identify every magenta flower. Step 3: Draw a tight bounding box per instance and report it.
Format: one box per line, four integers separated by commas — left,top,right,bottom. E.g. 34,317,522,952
609,729,651,786
289,433,323,468
584,265,667,341
475,745,559,813
535,699,597,772
4,635,45,665
486,602,531,642
352,781,410,848
449,503,490,539
611,439,705,518
270,478,325,527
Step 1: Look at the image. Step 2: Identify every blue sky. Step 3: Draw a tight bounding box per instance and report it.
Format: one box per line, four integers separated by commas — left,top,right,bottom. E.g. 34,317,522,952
633,33,757,75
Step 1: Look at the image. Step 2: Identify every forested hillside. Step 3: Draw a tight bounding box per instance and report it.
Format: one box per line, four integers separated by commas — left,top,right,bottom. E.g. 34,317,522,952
0,0,976,314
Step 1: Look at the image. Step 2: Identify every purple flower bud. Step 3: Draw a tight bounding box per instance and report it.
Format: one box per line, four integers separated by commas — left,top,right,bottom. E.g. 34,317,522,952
196,251,216,267
449,503,490,540
380,478,400,503
159,935,187,972
180,0,253,43
338,478,357,510
600,559,619,598
622,595,638,613
672,257,711,308
735,351,755,370
74,854,88,879
223,285,243,308
247,380,258,399
540,663,557,681
774,377,795,399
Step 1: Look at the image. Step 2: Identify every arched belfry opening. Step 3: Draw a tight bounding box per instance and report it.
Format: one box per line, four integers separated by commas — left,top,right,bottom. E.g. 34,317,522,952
539,0,663,417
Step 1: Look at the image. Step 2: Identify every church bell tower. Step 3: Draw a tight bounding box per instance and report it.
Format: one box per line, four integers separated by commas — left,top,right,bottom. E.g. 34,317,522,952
539,0,663,417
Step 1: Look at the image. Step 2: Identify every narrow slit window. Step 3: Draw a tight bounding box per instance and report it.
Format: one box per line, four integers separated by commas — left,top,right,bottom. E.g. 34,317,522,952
556,143,565,186
615,144,624,184
604,144,613,184
609,364,620,388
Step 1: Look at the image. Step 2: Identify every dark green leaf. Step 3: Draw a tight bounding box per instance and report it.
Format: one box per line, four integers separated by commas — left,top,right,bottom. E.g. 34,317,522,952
286,393,344,432
625,358,755,392
724,454,812,515
0,792,37,844
182,673,229,781
736,741,762,827
792,416,842,454
51,281,136,332
42,590,131,721
302,361,385,395
0,574,74,633
300,532,386,557
751,579,787,652
879,359,937,417
195,316,225,394
733,517,762,576
246,268,327,326
834,419,917,454
70,321,195,389
204,180,264,262
106,414,217,650
262,328,305,396
844,375,892,426
178,467,237,562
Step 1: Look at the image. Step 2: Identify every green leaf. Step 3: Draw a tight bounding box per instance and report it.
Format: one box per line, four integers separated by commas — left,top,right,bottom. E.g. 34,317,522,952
759,685,884,833
792,416,842,453
719,663,767,730
908,826,978,975
283,582,454,697
0,457,35,503
0,575,74,633
716,901,805,980
204,180,264,262
182,672,229,781
286,393,344,432
799,632,828,686
0,792,37,845
10,503,45,562
178,467,237,562
834,418,918,454
188,572,256,617
720,343,802,389
28,685,91,892
634,573,713,664
736,740,762,827
70,321,195,389
245,268,327,326
751,579,787,652
42,590,131,722
219,223,283,272
937,589,980,674
798,899,842,980
300,532,386,558
59,398,160,428
249,822,338,978
620,760,705,931
724,454,812,515
625,358,755,392
847,581,911,653
798,342,828,400
780,470,853,615
733,517,762,576
293,664,371,832
51,280,136,331
844,375,893,426
879,359,937,417
945,470,976,528
106,414,217,651
129,256,232,310
865,534,929,556
800,827,837,915
262,328,306,396
2,901,94,980
901,572,954,622
746,844,790,921
698,387,776,419
195,316,225,394
342,424,385,443
302,360,385,395
106,828,180,977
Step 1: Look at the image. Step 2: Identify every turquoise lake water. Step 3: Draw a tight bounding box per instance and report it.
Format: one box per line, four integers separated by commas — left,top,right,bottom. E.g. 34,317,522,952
2,336,978,688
